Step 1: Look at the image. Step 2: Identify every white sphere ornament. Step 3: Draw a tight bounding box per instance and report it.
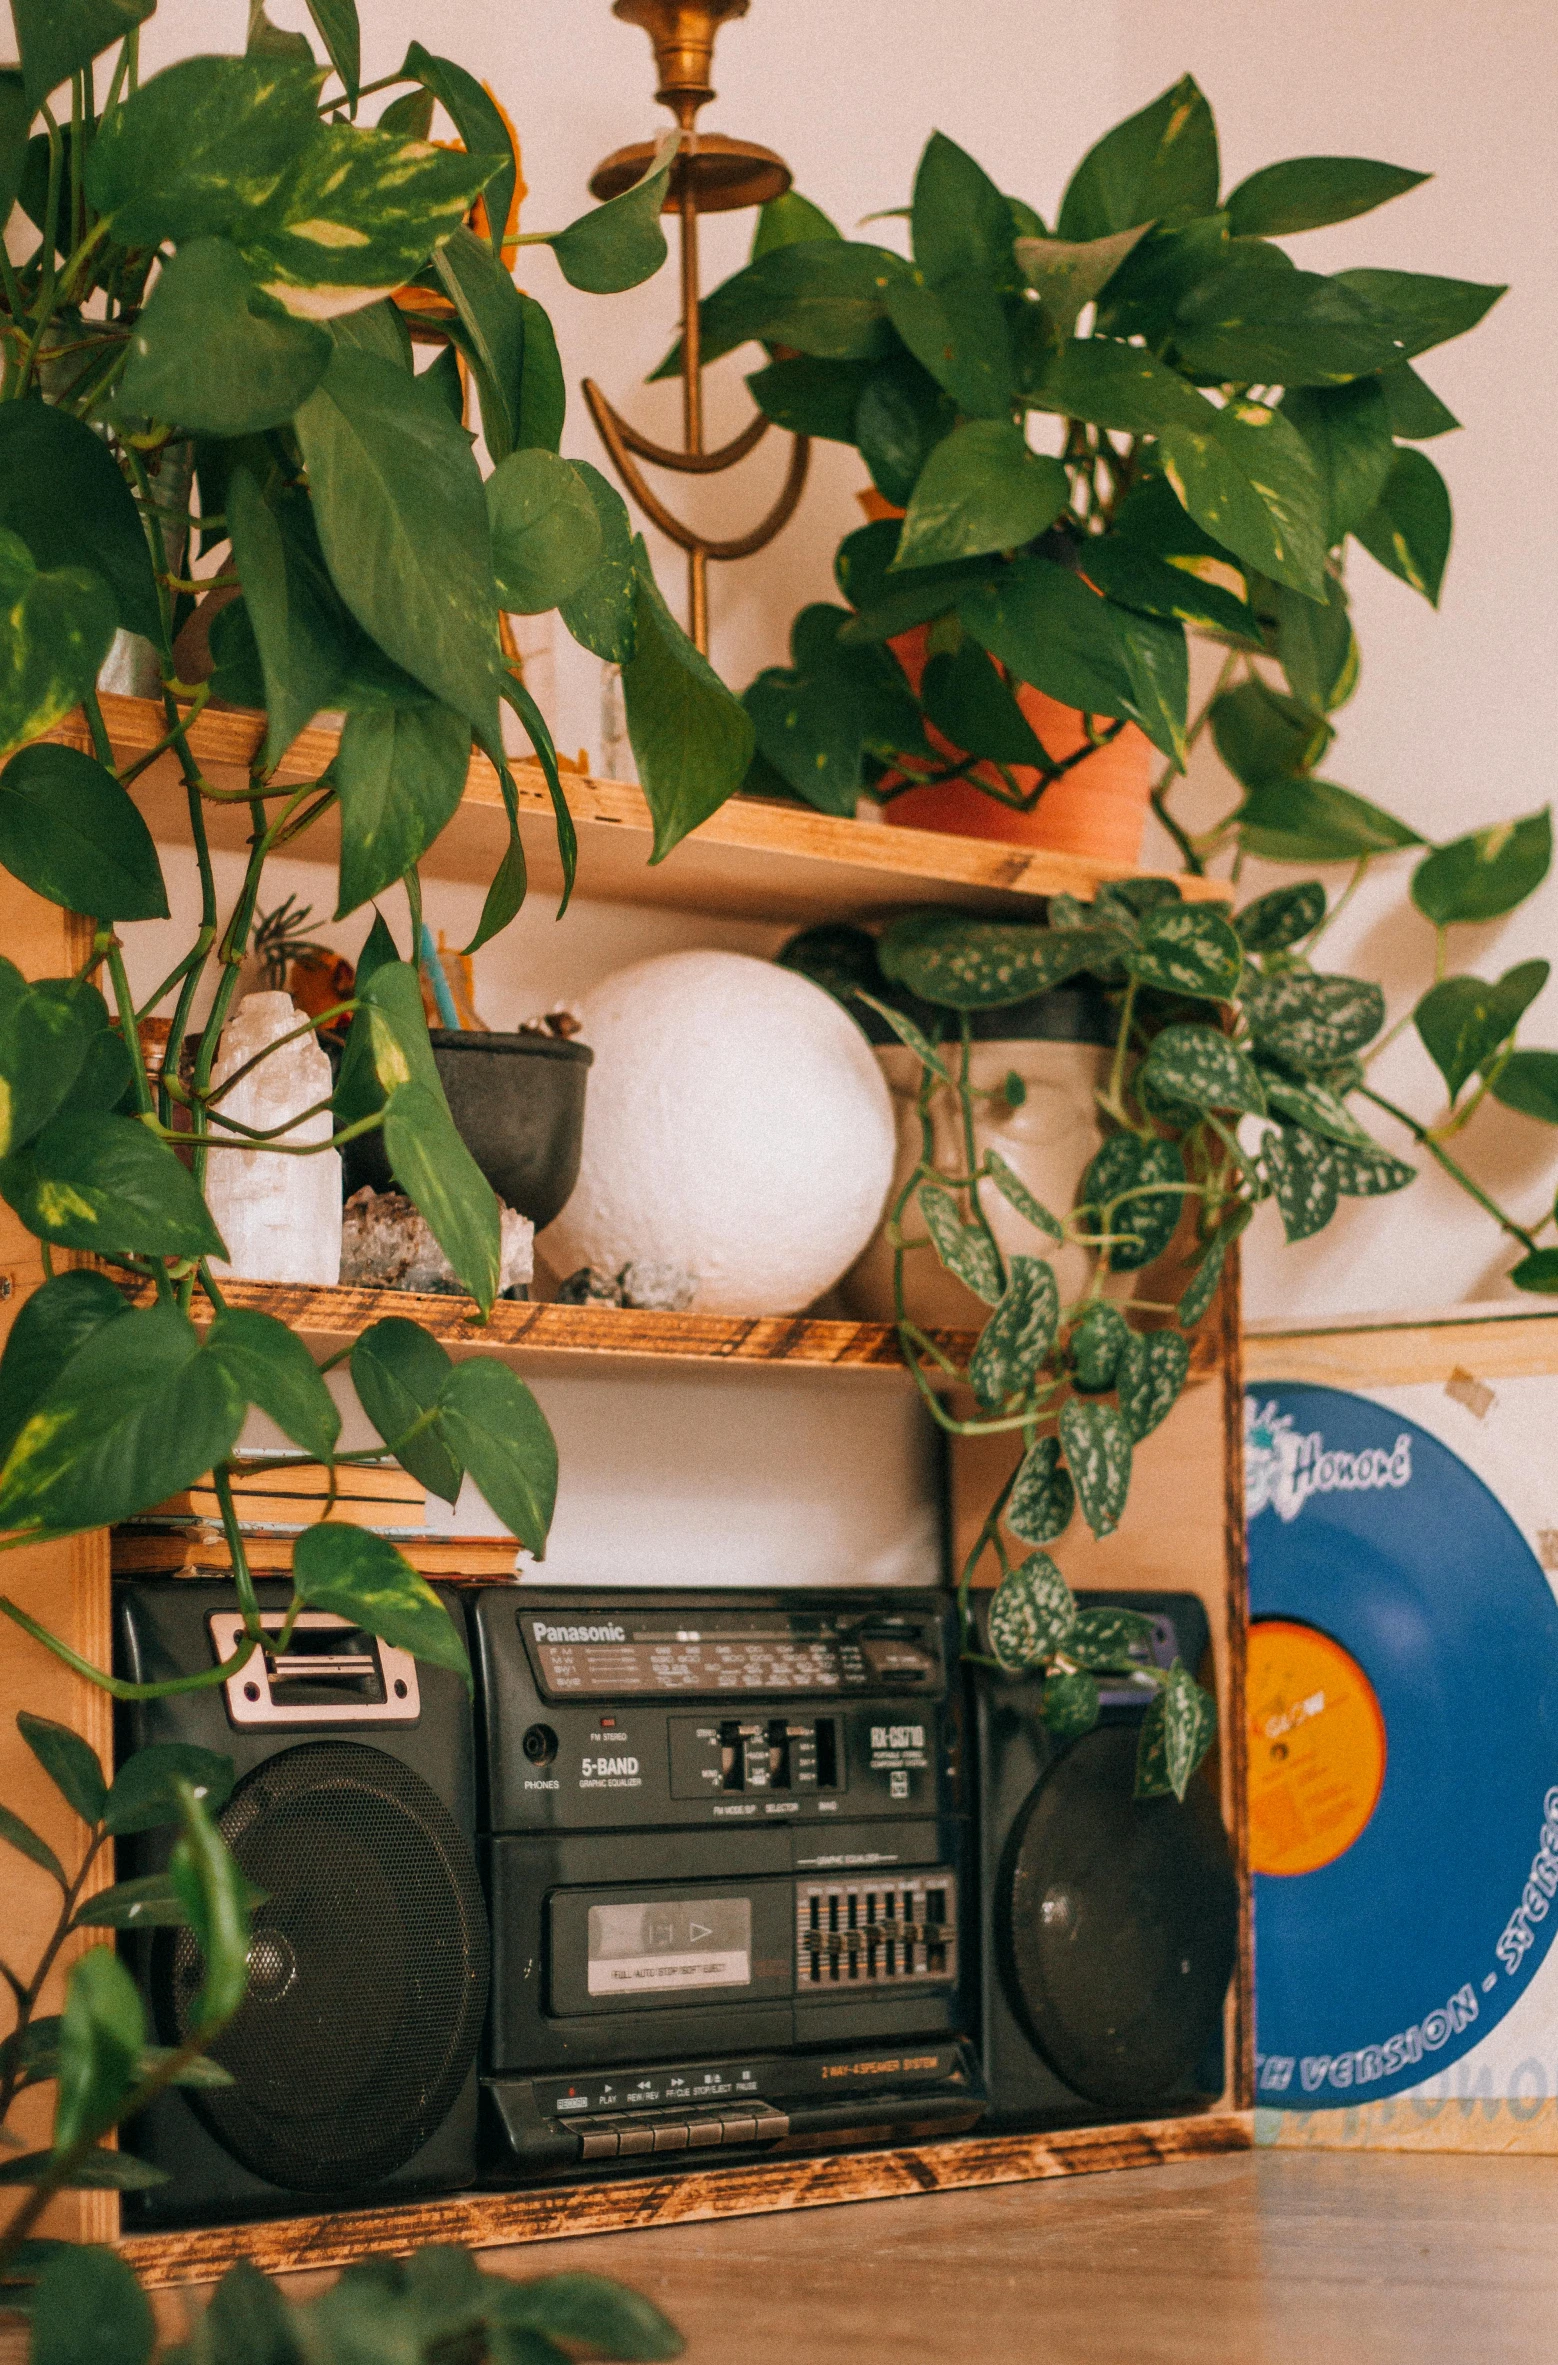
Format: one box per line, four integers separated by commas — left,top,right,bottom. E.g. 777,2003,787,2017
539,950,897,1317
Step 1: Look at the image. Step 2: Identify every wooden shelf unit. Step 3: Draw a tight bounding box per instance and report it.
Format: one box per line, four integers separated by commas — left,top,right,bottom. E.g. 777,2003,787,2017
51,693,1234,925
2,694,1251,2274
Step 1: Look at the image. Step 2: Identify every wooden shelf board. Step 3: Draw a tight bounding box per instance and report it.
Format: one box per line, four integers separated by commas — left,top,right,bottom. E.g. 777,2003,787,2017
65,694,1232,926
155,1278,974,1375
119,2110,1252,2290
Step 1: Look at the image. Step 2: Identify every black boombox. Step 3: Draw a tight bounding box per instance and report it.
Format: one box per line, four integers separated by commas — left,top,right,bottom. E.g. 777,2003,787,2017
112,1581,1237,2226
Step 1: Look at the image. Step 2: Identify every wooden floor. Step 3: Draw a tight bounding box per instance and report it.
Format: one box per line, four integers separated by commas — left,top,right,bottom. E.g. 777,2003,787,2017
134,2151,1558,2363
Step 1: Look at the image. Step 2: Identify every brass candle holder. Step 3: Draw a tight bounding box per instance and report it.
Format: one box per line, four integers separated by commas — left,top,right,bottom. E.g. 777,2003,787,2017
582,0,810,652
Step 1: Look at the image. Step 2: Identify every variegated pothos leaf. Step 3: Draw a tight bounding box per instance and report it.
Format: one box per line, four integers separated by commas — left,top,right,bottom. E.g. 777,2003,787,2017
1005,1437,1075,1547
1058,1396,1132,1538
968,1254,1059,1407
1116,1328,1191,1442
987,1550,1077,1671
918,1183,1003,1303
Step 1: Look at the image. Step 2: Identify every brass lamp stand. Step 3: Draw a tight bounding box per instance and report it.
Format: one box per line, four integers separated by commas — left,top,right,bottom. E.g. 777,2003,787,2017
582,0,809,652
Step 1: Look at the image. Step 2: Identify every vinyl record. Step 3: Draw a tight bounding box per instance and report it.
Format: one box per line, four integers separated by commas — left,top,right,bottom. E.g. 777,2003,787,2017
1247,1384,1558,2109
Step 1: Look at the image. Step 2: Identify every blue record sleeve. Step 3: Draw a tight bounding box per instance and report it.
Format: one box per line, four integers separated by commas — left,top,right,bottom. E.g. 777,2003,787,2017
1247,1384,1558,2109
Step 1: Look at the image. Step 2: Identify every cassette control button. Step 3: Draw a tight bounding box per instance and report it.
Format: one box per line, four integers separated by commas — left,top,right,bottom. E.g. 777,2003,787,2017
615,2123,656,2158
753,2109,790,2140
685,2117,723,2149
651,2123,689,2153
578,2129,619,2161
717,2111,757,2143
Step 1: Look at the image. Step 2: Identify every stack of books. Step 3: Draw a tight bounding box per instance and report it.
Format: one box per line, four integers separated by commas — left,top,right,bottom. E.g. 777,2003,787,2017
111,1460,521,1581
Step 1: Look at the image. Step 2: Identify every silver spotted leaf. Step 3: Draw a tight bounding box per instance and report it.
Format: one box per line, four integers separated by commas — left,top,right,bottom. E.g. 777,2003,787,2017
1124,904,1244,1002
1116,1328,1191,1442
918,1183,1003,1304
1234,880,1326,952
1263,1122,1340,1242
1039,1669,1100,1737
984,1147,1063,1241
1134,1663,1217,1800
854,989,950,1080
1257,1069,1371,1145
1327,1137,1417,1197
968,1254,1059,1408
1068,1298,1129,1391
1242,968,1386,1074
1005,1436,1075,1547
1140,1024,1266,1118
1058,1395,1133,1538
987,1550,1077,1671
877,909,1111,1009
1077,1133,1186,1272
1063,1604,1160,1670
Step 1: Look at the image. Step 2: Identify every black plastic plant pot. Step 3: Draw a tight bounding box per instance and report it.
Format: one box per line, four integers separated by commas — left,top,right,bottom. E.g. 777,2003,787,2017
342,1032,593,1229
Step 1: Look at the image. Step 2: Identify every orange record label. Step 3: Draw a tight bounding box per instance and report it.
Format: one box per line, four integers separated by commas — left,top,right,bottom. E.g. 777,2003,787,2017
1247,1619,1387,1877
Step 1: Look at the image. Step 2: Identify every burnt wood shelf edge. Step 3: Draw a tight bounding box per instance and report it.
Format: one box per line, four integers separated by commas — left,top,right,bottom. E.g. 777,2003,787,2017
119,2112,1254,2288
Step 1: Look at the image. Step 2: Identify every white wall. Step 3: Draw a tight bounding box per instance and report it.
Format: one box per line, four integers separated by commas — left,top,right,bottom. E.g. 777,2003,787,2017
128,0,1558,1326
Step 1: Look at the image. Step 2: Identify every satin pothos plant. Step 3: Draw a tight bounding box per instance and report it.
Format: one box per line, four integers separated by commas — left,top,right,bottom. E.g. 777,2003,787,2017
0,2,753,1704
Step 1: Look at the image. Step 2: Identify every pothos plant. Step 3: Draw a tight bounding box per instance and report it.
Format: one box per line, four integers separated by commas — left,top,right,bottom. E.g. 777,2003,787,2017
0,3,756,1707
787,809,1558,1801
0,1715,683,2360
662,79,1502,853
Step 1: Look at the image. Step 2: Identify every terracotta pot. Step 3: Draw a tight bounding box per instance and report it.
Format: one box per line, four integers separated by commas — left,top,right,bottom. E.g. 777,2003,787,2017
879,624,1155,864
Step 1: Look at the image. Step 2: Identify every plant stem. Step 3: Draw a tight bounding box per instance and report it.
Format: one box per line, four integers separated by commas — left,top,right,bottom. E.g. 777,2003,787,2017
1359,1084,1540,1254
0,1595,258,1700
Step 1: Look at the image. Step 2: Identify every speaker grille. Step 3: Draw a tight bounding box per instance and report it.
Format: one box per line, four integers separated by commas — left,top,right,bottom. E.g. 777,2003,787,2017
163,1741,488,2194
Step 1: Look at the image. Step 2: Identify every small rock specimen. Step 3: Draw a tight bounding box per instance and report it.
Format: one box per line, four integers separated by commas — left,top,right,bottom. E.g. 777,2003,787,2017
554,1261,695,1312
341,1187,534,1297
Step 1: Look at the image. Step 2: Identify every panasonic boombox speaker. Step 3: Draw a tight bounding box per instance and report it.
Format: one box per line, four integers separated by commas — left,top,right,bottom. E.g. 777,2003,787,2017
971,1590,1239,2129
113,1580,488,2227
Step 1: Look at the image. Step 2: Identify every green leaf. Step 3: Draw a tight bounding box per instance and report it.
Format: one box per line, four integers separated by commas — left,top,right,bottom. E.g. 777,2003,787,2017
1140,1024,1265,1118
437,1358,558,1561
1125,904,1243,1001
0,72,24,226
1057,75,1220,241
883,267,1014,421
1014,223,1153,339
852,992,949,1080
178,2262,305,2365
383,1083,501,1314
1158,401,1328,601
1237,883,1327,953
1064,1604,1161,1670
984,1147,1063,1240
1271,575,1357,715
1039,1670,1101,1738
1224,156,1429,237
1490,1051,1558,1126
13,0,156,113
653,239,903,379
1006,1437,1075,1547
1077,1133,1186,1273
1058,1396,1132,1538
1173,268,1413,388
1257,1072,1371,1146
549,131,679,293
295,348,503,754
1379,360,1459,441
1068,1301,1129,1395
0,401,161,644
957,558,1139,724
558,464,638,664
104,1742,236,1836
0,971,107,1159
121,239,333,437
0,2145,165,2189
1512,1249,1558,1295
53,1945,144,2151
1280,379,1397,545
853,356,957,506
1243,969,1385,1072
27,2244,153,2365
1331,266,1505,362
429,224,527,462
85,56,324,250
1079,534,1260,645
235,126,494,312
204,1307,341,1462
73,1872,194,1930
1032,337,1215,439
1177,1222,1240,1326
1353,447,1452,604
1135,1662,1213,1800
226,471,352,769
334,704,470,917
1412,810,1552,926
0,1802,65,1884
988,1550,1077,1670
292,1522,472,1692
168,1776,252,2030
0,744,168,920
351,1315,461,1501
0,1303,245,1538
743,605,925,817
968,1255,1059,1408
0,1110,225,1260
488,2270,684,2361
307,0,360,103
621,545,754,862
1238,776,1423,864
487,450,605,614
400,43,517,266
0,530,116,762
1415,962,1549,1101
247,2,315,66
877,909,1109,1010
910,130,1019,287
19,1711,106,1828
747,354,877,444
893,422,1068,570
1264,1123,1340,1242
0,1269,126,1465
1116,1328,1191,1442
917,1183,1003,1304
